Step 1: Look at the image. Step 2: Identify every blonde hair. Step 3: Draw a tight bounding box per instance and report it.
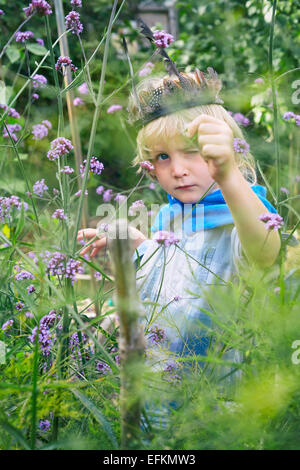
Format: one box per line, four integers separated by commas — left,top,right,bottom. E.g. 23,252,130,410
129,73,257,185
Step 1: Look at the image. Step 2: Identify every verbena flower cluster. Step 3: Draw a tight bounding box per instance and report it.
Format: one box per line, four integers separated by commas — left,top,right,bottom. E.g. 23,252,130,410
80,156,104,177
148,325,166,345
39,420,51,431
69,332,94,364
2,124,22,142
1,319,14,332
33,178,48,197
233,138,250,155
140,160,155,172
45,251,84,283
29,310,60,357
0,196,28,223
102,189,113,202
65,10,83,34
153,30,174,48
107,104,122,114
52,209,67,221
163,361,181,383
259,212,284,231
70,0,82,7
128,200,145,216
60,165,74,174
153,230,180,247
78,82,89,94
24,0,52,17
32,120,52,140
138,62,154,77
15,31,34,42
47,137,73,161
228,111,250,127
95,361,111,375
0,104,20,119
36,38,44,46
15,269,35,281
32,74,47,89
55,56,77,73
282,112,300,126
73,97,84,106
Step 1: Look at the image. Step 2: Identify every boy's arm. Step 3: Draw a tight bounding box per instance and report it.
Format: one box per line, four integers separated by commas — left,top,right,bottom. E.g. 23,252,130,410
218,167,281,268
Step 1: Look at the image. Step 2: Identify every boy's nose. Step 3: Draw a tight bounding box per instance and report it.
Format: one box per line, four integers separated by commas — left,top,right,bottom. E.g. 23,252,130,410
170,160,189,178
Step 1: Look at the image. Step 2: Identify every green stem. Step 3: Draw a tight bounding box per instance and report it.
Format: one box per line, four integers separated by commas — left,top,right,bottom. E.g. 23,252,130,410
71,0,120,254
30,330,39,450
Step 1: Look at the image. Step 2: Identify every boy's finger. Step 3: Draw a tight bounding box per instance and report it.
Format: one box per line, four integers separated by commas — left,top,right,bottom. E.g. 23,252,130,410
186,115,225,137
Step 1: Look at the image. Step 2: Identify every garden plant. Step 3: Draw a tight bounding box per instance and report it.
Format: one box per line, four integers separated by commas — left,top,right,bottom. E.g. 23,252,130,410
0,0,300,451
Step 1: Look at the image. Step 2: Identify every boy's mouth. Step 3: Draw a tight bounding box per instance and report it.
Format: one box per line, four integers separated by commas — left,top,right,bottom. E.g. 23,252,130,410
176,185,196,190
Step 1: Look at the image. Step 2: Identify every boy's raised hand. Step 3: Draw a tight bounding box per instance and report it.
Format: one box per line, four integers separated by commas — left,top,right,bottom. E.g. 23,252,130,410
186,114,238,184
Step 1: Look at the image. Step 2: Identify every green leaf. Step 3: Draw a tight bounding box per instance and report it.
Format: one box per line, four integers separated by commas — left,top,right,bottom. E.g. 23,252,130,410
0,421,31,450
26,43,48,56
71,389,118,449
14,200,25,239
5,46,20,64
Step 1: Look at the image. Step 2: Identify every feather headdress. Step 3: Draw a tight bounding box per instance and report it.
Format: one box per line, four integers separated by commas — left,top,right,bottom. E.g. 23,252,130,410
126,18,223,127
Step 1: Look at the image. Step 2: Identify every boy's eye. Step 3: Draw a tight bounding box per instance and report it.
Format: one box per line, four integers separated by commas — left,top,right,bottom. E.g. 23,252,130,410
156,153,169,161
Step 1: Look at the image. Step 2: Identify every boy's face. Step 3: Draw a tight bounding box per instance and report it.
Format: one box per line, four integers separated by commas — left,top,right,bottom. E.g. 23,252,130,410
149,134,218,203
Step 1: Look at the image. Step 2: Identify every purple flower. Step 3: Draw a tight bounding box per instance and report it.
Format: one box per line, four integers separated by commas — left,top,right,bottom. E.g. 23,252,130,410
45,252,84,284
173,295,181,302
96,361,111,374
282,112,295,121
295,115,300,127
60,165,74,174
65,258,84,283
42,120,52,129
25,311,34,318
280,187,289,195
53,188,59,196
65,10,83,35
0,9,4,15
16,31,34,43
233,113,250,127
75,189,88,197
15,270,35,281
153,230,180,247
80,156,104,177
16,301,24,311
233,138,250,155
258,212,284,231
148,182,156,190
32,93,39,100
96,185,104,195
36,38,44,46
163,361,181,383
55,56,77,72
114,194,127,203
148,325,166,345
254,78,264,84
138,63,154,77
78,82,89,94
39,419,51,431
140,160,155,172
153,30,174,48
24,0,52,17
47,137,73,161
94,272,102,280
1,319,14,331
0,196,28,222
33,179,48,197
27,251,38,263
103,189,113,202
71,0,82,7
52,209,67,220
73,97,84,106
2,124,22,142
107,104,122,114
0,103,20,119
32,123,49,140
129,200,145,216
32,74,47,89
27,285,35,294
